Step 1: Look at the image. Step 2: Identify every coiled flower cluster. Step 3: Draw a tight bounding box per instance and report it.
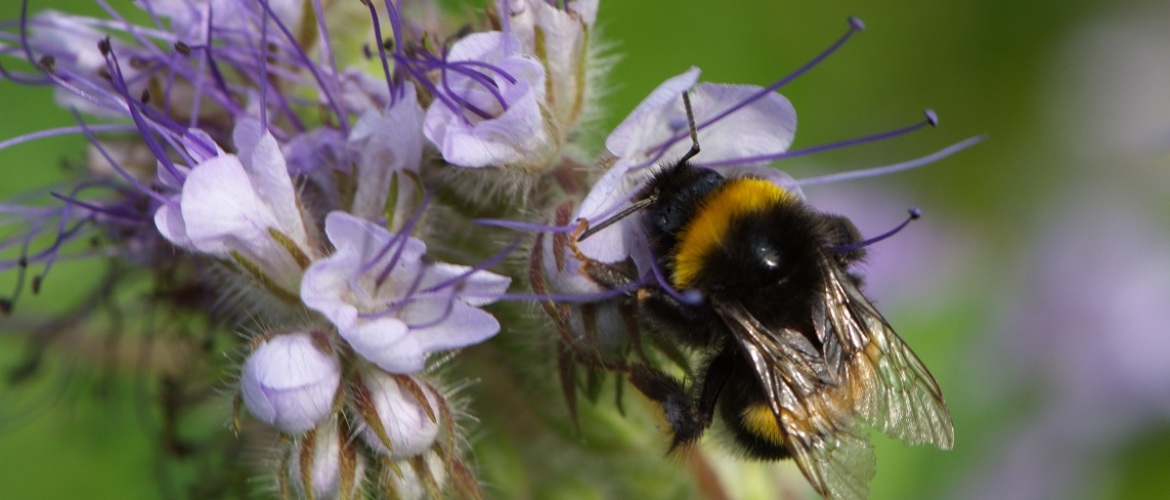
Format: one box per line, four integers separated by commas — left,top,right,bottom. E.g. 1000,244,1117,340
0,0,978,498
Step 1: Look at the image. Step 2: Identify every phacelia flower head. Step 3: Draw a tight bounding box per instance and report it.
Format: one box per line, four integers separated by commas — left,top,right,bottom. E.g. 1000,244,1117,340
1,1,983,498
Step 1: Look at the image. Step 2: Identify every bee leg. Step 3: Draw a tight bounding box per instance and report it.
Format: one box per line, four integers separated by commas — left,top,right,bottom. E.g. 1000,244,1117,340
638,287,713,347
628,346,736,451
627,364,706,449
695,346,735,429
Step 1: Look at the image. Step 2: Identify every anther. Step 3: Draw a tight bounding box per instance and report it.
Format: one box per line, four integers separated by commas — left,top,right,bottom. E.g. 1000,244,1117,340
174,41,192,56
849,16,866,32
925,109,938,127
140,89,151,104
37,55,56,73
97,37,112,56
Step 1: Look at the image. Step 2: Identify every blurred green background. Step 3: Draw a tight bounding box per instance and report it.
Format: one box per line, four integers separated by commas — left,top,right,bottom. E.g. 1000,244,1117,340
3,0,1170,498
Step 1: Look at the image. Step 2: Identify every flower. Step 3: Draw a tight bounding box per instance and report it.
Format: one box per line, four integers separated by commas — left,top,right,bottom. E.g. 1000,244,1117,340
240,332,341,434
154,120,316,297
355,368,442,459
383,450,446,500
550,66,800,288
286,419,367,499
348,85,425,225
505,0,600,133
422,31,552,170
301,211,510,374
1,2,981,498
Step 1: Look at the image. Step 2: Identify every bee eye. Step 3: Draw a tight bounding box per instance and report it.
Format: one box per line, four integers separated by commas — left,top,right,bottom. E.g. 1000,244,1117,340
754,243,782,271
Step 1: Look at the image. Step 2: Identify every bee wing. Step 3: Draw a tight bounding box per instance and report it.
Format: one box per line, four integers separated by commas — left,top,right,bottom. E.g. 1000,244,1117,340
816,259,955,449
714,298,876,500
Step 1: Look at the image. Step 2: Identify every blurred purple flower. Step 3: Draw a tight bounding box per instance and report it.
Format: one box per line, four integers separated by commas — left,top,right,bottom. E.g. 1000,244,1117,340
959,192,1170,500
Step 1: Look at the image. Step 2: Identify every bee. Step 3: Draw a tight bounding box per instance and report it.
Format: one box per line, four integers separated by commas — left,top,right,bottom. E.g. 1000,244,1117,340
567,93,954,499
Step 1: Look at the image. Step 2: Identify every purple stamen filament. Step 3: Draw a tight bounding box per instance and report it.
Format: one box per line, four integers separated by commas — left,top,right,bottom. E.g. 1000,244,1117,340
639,17,865,170
695,111,938,169
649,253,702,306
831,207,921,253
798,134,987,187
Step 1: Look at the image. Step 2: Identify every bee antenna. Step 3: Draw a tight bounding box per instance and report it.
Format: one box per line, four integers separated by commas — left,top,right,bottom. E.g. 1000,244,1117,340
577,196,656,242
679,91,701,164
831,207,921,253
580,91,702,243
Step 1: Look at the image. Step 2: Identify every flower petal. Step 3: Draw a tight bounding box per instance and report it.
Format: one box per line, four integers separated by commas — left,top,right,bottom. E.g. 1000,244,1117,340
342,318,424,374
350,85,425,223
402,299,501,353
606,67,701,158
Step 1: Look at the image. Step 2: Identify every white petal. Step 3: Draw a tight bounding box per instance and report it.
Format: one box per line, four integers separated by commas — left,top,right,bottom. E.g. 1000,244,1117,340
350,86,425,222
301,256,361,330
402,300,501,353
606,67,701,158
178,154,268,256
447,31,518,63
322,211,426,264
686,82,797,164
342,318,424,374
242,127,305,243
153,201,192,249
420,263,511,306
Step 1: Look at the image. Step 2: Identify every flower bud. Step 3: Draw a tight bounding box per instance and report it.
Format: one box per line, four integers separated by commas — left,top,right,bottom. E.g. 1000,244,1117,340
382,450,446,500
241,332,341,434
354,369,441,459
287,420,366,500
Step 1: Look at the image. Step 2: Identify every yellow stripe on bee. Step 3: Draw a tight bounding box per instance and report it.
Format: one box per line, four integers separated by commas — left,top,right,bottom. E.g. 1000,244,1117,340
742,404,786,445
672,178,794,288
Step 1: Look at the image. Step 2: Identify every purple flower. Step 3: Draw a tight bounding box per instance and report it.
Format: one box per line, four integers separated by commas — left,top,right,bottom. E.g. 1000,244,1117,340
240,332,341,434
422,32,552,169
149,0,306,42
505,0,600,131
301,212,510,374
564,67,800,275
154,119,316,296
348,85,425,225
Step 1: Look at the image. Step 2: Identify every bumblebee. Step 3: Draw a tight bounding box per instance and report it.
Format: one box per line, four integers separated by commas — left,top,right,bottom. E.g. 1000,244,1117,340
570,95,954,499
